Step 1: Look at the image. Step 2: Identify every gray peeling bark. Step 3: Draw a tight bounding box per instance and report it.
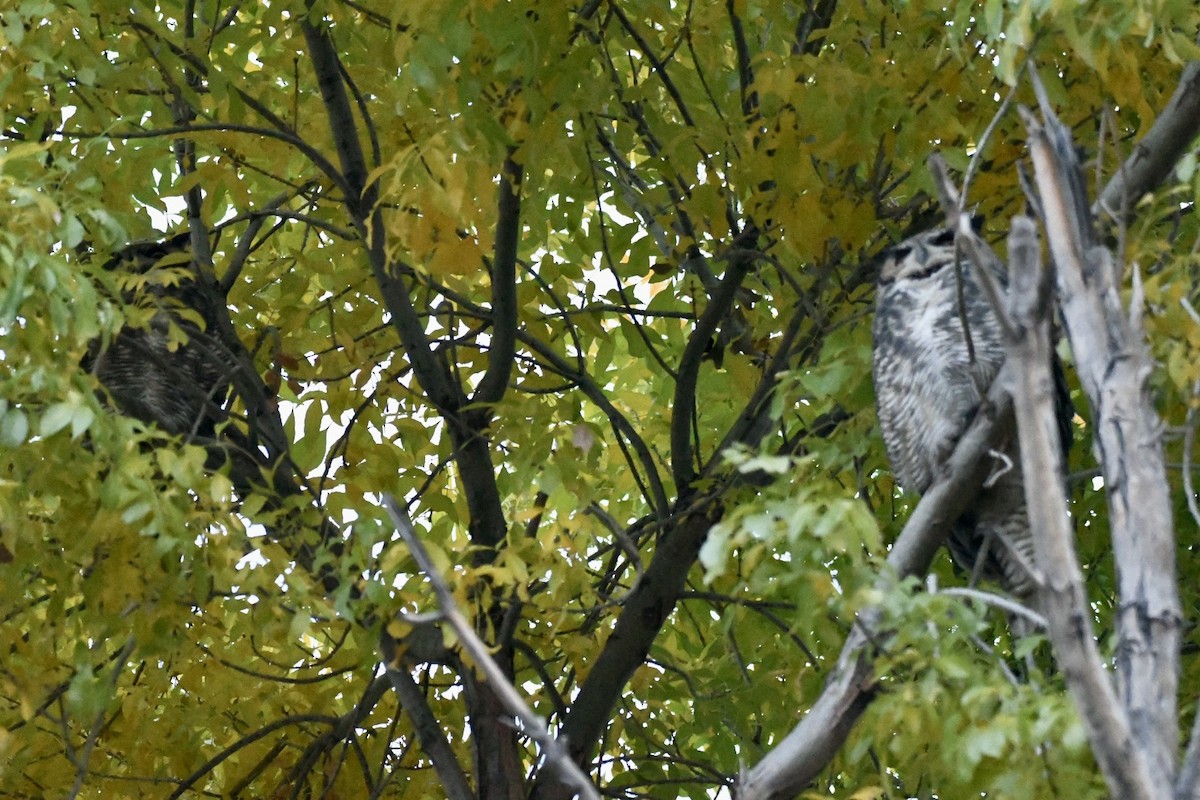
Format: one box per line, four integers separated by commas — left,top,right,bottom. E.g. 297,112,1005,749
1004,215,1158,800
1024,97,1181,796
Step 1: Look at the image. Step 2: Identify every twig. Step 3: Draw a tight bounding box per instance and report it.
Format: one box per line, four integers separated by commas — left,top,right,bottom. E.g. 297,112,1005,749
961,79,1021,207
1182,378,1200,538
937,587,1047,630
927,153,1019,341
67,638,135,800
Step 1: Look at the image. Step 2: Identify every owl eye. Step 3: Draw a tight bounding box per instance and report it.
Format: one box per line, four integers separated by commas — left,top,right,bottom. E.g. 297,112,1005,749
930,229,955,246
891,244,913,259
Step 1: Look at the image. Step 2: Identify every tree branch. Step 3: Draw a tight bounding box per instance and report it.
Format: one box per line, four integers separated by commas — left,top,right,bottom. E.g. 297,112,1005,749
473,152,523,407
299,10,370,211
793,0,838,57
298,7,461,417
671,251,757,493
298,13,515,787
518,330,670,515
381,666,475,800
384,496,601,800
530,507,717,800
219,189,293,293
1004,214,1156,800
1097,61,1200,222
727,0,756,118
1025,92,1181,796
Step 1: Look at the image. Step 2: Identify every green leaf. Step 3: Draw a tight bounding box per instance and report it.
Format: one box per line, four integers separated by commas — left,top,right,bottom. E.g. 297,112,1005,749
0,408,29,446
38,402,75,438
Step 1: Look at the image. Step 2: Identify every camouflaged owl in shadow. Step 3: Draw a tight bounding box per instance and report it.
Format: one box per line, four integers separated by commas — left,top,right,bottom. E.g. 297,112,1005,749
85,234,230,439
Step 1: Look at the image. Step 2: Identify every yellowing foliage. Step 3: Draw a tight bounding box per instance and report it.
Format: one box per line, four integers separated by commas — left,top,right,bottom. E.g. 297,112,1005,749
0,1,1197,798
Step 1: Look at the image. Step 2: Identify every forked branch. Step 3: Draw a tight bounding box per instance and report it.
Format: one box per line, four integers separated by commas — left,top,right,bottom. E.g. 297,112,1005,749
1024,86,1181,796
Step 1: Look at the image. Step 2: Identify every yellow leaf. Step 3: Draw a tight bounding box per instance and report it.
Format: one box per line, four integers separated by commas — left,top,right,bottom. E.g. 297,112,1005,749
428,232,485,277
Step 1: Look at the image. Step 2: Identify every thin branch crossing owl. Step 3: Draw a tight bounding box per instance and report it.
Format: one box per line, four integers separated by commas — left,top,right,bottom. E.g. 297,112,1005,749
872,226,1070,604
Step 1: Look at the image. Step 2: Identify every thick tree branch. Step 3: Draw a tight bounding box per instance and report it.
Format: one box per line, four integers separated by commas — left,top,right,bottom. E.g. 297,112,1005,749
1004,215,1156,800
385,497,601,800
530,507,717,800
671,252,757,493
299,8,459,414
299,11,370,212
473,153,523,407
298,11,516,792
1025,94,1181,796
381,656,476,800
727,0,756,118
1180,705,1200,800
299,5,503,550
1097,61,1200,222
737,366,1019,800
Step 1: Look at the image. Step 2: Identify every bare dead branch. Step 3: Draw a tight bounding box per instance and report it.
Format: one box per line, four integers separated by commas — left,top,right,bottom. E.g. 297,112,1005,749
1004,214,1156,800
936,586,1047,629
928,153,1022,370
1024,95,1181,795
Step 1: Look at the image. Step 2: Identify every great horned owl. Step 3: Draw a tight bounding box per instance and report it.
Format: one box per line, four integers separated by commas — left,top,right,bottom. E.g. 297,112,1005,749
85,234,230,438
872,225,1069,604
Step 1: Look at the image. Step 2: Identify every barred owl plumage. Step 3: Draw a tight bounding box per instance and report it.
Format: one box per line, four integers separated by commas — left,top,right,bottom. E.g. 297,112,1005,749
872,225,1069,603
86,235,230,438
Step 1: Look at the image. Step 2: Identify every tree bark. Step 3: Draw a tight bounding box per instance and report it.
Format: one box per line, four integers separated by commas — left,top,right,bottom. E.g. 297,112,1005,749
1004,214,1157,800
1024,95,1181,796
1097,61,1200,223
